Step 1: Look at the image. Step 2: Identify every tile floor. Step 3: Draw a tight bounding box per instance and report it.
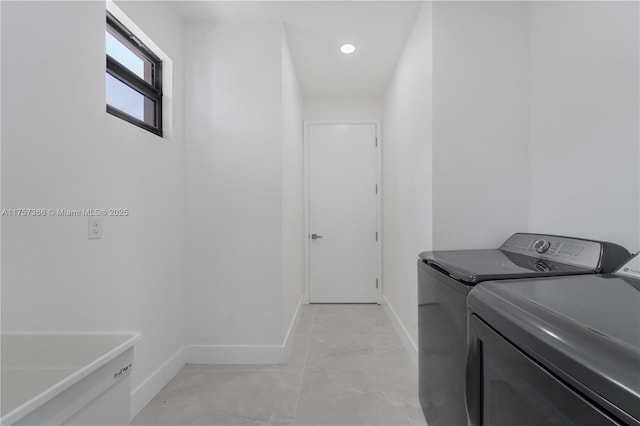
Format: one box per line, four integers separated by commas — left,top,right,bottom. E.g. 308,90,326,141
132,304,426,426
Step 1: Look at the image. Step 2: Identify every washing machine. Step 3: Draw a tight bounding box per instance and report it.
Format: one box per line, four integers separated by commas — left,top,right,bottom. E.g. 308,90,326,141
417,233,631,426
466,252,640,426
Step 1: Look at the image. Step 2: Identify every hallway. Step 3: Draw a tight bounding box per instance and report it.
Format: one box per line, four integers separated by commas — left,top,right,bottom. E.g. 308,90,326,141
133,304,424,425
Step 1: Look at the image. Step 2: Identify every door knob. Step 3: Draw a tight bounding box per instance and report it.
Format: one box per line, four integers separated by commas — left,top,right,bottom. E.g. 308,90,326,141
311,234,323,240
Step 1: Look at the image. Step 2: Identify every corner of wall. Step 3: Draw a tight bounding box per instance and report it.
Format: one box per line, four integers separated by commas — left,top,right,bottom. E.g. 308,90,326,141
184,295,304,365
281,22,305,340
380,0,433,359
130,346,187,419
382,296,418,368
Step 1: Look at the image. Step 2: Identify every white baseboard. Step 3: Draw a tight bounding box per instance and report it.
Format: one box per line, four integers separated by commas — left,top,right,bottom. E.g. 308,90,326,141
382,295,418,368
281,294,304,360
186,295,304,365
130,346,187,420
129,297,304,417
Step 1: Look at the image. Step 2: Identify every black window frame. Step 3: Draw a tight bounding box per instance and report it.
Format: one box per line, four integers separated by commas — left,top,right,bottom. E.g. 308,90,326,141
106,12,163,137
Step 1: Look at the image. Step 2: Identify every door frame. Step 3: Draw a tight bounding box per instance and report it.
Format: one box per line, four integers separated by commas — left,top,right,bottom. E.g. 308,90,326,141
303,120,383,304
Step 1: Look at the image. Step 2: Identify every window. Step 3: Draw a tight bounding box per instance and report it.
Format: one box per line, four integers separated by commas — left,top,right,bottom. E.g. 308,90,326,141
106,12,162,136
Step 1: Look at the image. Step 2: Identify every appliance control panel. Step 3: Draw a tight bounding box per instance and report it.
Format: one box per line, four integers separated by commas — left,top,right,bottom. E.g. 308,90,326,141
616,253,640,280
500,233,602,270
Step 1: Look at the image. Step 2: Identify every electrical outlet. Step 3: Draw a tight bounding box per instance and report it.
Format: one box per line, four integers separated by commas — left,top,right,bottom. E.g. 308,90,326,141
88,217,102,239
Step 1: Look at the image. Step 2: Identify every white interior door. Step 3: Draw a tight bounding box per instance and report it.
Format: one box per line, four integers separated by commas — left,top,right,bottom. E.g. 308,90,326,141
307,123,379,303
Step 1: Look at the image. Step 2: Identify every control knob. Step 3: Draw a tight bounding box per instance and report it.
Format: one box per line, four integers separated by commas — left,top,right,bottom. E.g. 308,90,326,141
534,260,551,272
534,239,551,253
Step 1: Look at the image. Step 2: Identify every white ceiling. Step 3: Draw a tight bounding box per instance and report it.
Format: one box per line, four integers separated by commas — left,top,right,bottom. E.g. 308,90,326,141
172,1,423,98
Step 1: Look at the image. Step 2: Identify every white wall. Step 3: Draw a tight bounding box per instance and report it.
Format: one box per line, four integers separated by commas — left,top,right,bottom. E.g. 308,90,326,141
382,1,639,363
185,21,282,346
281,30,305,338
432,1,530,250
184,20,303,359
1,0,186,416
381,2,432,361
528,1,640,253
303,97,382,122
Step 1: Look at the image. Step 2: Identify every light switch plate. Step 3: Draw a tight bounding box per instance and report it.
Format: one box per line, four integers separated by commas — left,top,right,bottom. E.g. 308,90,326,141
88,217,102,239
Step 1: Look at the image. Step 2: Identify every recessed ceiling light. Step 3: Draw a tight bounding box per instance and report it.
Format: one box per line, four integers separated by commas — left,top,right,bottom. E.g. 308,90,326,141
340,43,356,54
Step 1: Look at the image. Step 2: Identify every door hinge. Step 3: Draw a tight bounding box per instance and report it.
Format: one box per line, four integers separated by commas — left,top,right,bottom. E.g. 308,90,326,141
375,184,378,194
375,137,378,147
376,279,379,289
376,231,378,241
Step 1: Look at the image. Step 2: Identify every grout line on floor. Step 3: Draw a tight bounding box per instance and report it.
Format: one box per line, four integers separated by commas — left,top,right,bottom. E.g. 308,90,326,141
290,306,315,424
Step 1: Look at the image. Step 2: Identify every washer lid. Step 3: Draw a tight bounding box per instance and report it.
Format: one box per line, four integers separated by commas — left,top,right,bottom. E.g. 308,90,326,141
469,275,640,423
419,249,591,284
